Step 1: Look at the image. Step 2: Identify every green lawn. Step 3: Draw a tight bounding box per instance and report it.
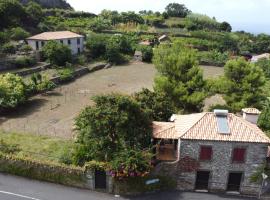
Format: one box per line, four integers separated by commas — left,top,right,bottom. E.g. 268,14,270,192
0,132,74,163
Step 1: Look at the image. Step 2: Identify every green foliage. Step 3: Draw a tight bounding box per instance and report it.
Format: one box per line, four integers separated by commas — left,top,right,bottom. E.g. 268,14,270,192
1,42,16,54
185,13,220,31
222,58,266,112
42,41,72,66
198,50,229,66
255,58,270,78
86,33,109,59
89,17,111,32
57,67,74,82
165,3,190,18
0,73,27,109
25,1,44,26
0,0,26,30
85,160,109,171
220,21,232,32
136,45,153,63
28,73,56,93
134,88,175,121
253,34,270,54
19,44,32,53
258,100,270,132
0,139,20,154
10,27,30,40
250,162,269,183
13,56,36,68
74,94,152,163
153,42,206,113
110,148,152,179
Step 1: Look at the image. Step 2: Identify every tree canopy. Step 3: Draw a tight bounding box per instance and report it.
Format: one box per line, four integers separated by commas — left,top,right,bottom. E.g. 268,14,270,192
74,94,152,164
221,58,266,112
153,42,206,113
165,3,190,18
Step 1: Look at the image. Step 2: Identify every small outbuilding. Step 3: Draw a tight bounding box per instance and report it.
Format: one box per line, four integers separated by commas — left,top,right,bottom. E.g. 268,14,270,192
26,31,84,55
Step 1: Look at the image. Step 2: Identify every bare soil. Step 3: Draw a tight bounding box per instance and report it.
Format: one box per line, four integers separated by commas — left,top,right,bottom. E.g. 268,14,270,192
0,62,224,138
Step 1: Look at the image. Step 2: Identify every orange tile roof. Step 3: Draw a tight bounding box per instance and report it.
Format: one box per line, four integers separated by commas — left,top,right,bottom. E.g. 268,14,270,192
153,112,270,144
27,31,84,41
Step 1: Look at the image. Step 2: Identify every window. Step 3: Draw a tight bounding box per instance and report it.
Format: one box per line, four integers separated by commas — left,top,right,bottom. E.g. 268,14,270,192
200,146,212,161
41,41,45,47
78,48,81,54
232,148,246,163
77,38,80,45
68,39,71,45
60,40,63,44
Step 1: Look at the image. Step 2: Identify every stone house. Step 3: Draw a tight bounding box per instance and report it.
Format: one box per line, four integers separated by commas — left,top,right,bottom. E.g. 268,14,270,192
26,31,84,55
153,108,270,195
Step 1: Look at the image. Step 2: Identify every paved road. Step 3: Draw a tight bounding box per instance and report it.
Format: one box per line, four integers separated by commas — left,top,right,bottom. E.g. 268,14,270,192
0,173,255,200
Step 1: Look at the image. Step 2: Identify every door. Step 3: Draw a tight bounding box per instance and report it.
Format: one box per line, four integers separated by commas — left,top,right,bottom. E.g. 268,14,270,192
195,171,210,190
227,172,242,191
95,170,106,189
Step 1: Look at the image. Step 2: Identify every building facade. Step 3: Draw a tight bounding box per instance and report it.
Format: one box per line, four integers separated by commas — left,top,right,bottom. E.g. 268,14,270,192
27,31,84,55
153,108,270,195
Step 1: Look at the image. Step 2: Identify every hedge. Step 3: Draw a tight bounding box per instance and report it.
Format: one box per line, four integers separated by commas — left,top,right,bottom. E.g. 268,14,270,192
0,153,88,188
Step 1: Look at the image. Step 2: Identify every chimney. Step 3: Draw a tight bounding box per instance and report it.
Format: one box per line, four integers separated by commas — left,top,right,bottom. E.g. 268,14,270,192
242,108,261,124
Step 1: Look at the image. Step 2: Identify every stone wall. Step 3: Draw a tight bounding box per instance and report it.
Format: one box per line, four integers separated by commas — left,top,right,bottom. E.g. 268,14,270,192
177,140,268,195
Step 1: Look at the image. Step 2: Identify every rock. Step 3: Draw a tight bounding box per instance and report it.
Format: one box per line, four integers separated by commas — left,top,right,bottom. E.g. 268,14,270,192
104,63,112,69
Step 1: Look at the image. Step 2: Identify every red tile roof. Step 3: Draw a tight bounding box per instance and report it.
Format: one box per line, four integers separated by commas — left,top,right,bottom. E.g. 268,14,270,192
153,112,270,144
27,31,84,41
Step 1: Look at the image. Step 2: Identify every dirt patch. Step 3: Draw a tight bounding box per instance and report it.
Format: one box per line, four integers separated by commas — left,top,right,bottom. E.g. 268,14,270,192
0,62,156,138
0,63,224,138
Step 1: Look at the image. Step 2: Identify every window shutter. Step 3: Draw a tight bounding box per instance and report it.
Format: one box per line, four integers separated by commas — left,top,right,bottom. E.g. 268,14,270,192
233,148,246,162
200,146,212,161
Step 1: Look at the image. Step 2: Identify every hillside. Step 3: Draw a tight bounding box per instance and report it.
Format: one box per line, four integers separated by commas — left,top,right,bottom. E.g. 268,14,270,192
20,0,72,9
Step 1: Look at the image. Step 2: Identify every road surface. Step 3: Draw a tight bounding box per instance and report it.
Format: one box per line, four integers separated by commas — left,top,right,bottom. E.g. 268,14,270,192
0,173,255,200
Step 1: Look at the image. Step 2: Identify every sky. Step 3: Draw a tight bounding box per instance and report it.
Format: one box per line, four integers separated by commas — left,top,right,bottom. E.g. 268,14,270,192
67,0,270,34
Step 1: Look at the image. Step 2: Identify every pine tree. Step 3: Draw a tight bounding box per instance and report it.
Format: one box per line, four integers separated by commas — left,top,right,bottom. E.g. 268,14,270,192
153,42,206,113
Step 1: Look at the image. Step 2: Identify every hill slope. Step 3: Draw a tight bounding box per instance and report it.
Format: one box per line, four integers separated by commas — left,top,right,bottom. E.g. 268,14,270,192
20,0,72,9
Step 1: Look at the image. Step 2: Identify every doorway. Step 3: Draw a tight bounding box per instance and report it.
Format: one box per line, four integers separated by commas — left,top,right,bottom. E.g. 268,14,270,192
195,171,210,190
95,170,106,189
227,172,242,192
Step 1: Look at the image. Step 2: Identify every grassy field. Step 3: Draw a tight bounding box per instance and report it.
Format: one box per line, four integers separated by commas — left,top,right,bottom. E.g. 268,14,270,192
0,62,224,138
0,131,74,163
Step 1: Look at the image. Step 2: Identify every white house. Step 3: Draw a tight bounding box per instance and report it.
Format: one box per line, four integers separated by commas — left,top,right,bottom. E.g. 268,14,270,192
26,31,84,55
251,53,270,63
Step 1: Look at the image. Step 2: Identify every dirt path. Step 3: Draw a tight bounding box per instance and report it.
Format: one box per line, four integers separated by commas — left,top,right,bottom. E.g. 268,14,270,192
0,63,156,138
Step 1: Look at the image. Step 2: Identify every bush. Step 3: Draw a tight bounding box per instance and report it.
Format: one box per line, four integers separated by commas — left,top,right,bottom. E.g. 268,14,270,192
0,73,27,109
13,56,36,68
10,27,30,41
1,42,16,54
105,39,126,64
19,44,33,53
137,45,153,63
42,41,72,66
0,139,21,154
86,34,109,59
57,67,74,82
28,73,56,93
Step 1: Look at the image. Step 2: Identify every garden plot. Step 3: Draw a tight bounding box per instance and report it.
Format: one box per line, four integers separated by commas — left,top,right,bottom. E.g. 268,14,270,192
0,63,224,138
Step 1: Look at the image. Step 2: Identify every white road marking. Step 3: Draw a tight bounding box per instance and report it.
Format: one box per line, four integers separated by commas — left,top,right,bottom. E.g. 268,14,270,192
0,190,42,200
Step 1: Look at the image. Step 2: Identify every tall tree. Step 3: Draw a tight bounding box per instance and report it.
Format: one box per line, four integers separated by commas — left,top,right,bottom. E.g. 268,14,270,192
165,3,190,18
153,42,206,113
222,58,266,112
258,99,270,132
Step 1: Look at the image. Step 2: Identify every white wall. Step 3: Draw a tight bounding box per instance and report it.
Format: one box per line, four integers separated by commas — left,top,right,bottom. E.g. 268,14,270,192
27,37,84,55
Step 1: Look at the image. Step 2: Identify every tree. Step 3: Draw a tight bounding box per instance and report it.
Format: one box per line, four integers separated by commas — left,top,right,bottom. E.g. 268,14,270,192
0,0,26,30
255,58,270,79
89,17,112,32
222,58,266,112
25,1,44,26
220,21,232,32
253,34,270,54
74,94,152,163
42,41,72,66
137,45,153,63
153,42,206,113
134,88,175,121
86,34,108,58
10,27,30,40
165,3,190,18
258,100,270,132
0,73,27,109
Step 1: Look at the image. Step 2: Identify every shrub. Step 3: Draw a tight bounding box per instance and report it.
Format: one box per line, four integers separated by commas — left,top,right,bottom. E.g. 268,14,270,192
13,56,36,68
42,41,72,66
136,45,153,63
10,27,30,41
105,39,126,64
28,73,56,93
0,139,21,154
57,67,74,82
1,42,16,54
19,44,33,53
89,17,111,32
0,73,27,109
86,34,109,58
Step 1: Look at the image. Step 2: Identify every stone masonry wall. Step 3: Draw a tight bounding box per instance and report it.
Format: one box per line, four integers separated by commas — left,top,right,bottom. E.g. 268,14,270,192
178,140,268,195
